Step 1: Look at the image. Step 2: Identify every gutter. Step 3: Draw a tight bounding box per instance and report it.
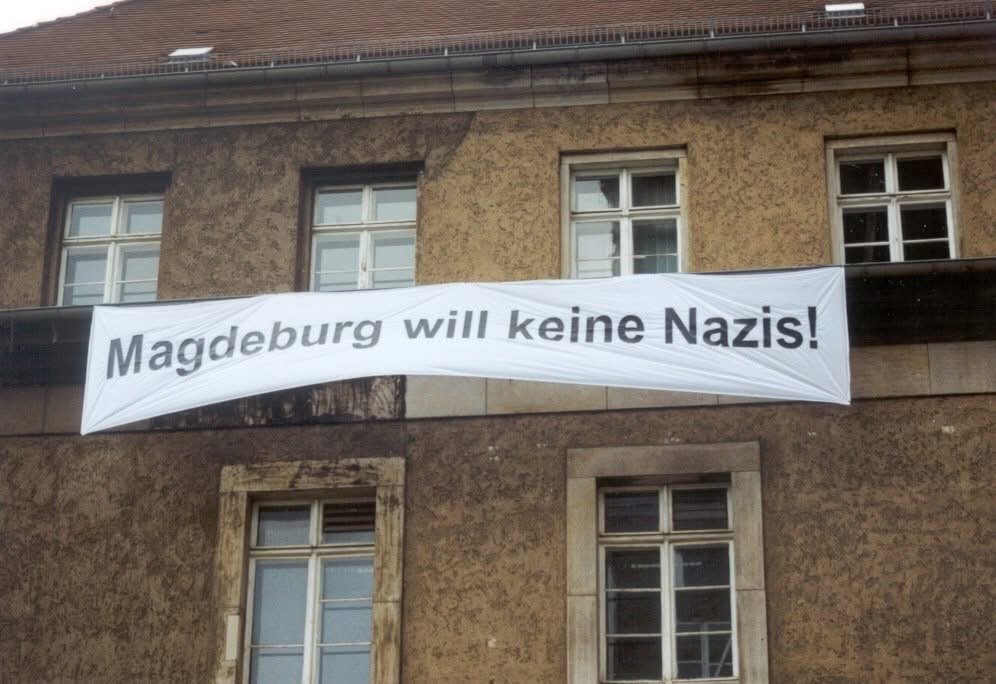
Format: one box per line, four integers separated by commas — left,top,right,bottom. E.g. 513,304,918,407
2,21,995,95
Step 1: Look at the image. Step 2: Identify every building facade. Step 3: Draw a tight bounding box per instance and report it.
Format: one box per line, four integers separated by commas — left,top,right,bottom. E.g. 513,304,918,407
0,1,993,682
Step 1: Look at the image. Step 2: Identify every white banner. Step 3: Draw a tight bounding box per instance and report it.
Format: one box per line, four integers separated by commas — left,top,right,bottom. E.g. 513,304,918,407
81,269,850,434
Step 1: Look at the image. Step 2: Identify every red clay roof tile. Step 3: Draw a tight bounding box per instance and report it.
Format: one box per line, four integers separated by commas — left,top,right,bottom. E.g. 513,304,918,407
0,0,898,70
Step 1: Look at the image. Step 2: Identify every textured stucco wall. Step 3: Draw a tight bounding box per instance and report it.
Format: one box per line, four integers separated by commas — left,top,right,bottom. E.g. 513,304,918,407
0,396,991,682
1,81,994,308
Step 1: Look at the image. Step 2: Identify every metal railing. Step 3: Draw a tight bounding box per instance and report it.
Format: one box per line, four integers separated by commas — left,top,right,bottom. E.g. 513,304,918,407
1,0,991,86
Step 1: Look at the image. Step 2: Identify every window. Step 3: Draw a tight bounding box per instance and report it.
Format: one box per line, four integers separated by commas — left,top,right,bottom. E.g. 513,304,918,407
212,459,404,684
566,443,768,684
562,151,686,279
247,498,375,684
827,134,958,264
57,194,163,305
310,183,416,291
600,485,734,681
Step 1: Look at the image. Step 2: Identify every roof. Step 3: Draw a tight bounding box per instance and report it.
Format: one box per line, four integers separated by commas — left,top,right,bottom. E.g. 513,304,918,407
0,0,899,70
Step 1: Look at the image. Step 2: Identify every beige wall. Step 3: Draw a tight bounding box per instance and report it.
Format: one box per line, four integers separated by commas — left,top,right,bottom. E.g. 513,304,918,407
0,396,992,681
1,81,994,308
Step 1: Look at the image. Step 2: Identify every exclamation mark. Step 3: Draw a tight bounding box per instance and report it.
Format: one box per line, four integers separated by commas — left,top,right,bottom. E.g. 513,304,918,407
808,307,818,349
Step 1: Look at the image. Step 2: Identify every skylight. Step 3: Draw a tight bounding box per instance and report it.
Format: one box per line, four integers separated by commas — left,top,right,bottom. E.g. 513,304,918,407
167,47,215,61
825,3,866,16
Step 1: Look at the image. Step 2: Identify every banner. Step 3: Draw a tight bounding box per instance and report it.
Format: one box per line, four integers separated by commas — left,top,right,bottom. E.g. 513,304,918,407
81,268,850,434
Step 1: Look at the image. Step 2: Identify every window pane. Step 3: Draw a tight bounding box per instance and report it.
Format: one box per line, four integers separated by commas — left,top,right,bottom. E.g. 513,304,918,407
68,202,114,237
371,269,414,289
372,186,416,222
632,173,676,206
62,283,105,306
604,491,659,533
903,241,950,261
316,272,360,292
633,219,678,275
371,232,415,270
316,189,363,225
842,207,889,244
249,647,304,684
674,546,730,588
322,557,373,600
121,200,164,234
576,259,619,279
319,645,370,684
606,637,661,681
672,489,728,531
675,588,732,632
606,549,660,589
251,560,308,645
118,281,157,304
119,245,160,282
844,245,891,264
634,254,677,274
576,221,619,260
900,205,948,241
839,160,885,194
606,591,661,634
257,506,311,546
321,604,372,645
676,633,734,679
574,175,619,211
897,156,945,191
314,234,361,273
64,249,108,285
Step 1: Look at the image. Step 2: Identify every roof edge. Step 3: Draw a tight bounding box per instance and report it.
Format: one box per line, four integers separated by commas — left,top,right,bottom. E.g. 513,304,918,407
2,1,994,89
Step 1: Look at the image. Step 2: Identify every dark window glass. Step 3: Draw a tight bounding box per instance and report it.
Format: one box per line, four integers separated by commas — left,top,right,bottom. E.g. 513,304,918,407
903,241,950,261
632,173,676,206
897,156,945,191
606,637,662,681
606,549,661,589
673,489,728,531
606,591,662,634
842,208,889,244
845,245,891,264
604,491,659,533
900,205,948,240
839,160,885,194
675,589,732,632
675,633,734,679
674,545,730,587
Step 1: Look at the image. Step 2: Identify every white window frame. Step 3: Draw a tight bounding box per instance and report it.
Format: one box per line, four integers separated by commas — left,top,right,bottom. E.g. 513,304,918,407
561,150,688,279
826,133,959,264
310,182,416,291
597,484,737,683
243,497,375,684
57,194,163,305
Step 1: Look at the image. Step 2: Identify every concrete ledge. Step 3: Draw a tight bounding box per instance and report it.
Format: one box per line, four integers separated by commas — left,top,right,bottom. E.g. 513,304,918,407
929,341,996,394
567,442,760,479
0,342,990,435
0,387,45,435
3,39,993,139
851,344,931,398
486,379,606,415
405,375,486,418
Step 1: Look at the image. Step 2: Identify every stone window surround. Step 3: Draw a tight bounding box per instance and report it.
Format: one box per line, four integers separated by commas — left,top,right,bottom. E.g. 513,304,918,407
566,442,768,683
212,458,404,684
